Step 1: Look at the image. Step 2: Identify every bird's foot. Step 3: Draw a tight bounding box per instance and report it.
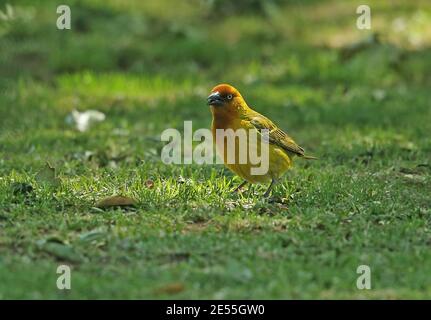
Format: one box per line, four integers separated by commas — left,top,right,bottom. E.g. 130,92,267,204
263,179,276,198
232,180,248,193
263,189,272,198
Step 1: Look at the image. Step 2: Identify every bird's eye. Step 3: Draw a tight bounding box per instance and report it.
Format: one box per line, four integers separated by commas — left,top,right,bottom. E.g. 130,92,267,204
227,94,233,100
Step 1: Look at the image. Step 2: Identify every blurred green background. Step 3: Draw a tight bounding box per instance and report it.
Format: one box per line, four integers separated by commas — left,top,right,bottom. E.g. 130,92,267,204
0,0,430,299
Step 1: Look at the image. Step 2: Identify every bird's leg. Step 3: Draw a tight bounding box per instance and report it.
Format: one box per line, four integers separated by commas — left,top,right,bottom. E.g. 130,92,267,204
263,179,276,198
232,180,248,193
247,184,254,198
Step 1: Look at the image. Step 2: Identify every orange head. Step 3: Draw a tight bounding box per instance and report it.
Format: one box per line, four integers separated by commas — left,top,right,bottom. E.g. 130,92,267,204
207,84,249,116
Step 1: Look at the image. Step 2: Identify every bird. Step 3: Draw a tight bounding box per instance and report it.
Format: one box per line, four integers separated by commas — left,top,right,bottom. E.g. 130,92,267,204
207,83,316,197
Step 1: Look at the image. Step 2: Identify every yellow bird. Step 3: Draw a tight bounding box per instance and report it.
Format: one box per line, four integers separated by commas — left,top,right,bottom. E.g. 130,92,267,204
207,83,316,197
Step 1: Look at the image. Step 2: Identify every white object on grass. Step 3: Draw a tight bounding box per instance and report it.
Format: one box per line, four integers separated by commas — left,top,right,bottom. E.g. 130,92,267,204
66,109,106,132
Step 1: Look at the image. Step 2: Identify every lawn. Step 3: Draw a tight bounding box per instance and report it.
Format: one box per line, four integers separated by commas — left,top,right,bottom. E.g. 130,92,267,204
0,0,430,299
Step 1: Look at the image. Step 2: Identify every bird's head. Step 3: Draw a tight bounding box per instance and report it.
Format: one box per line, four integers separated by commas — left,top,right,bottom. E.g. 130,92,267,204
207,84,249,115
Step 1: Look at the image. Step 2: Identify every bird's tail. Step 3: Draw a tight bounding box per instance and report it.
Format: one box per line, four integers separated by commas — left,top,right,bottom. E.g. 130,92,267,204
302,155,318,160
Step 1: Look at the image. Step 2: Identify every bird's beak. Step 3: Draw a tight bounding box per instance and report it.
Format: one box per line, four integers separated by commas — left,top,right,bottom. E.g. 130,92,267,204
207,92,224,106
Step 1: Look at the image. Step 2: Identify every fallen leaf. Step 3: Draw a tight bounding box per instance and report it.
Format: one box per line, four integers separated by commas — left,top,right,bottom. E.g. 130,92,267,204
35,162,61,188
95,195,137,209
153,282,185,295
145,179,154,189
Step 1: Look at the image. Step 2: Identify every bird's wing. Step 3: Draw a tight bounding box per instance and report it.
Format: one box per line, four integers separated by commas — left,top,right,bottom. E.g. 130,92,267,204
244,112,306,157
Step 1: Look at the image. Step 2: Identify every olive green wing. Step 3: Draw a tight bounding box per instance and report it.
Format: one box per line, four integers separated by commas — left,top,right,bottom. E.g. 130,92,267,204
245,113,315,158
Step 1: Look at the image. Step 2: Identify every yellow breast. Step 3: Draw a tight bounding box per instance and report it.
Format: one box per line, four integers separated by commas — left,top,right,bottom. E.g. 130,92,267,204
211,116,292,183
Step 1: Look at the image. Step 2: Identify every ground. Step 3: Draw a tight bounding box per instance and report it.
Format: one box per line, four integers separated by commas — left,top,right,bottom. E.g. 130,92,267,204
0,0,430,299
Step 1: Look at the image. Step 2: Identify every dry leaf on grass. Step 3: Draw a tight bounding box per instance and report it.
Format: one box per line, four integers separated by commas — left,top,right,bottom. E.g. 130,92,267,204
35,162,61,188
145,179,155,189
153,282,185,295
95,195,137,209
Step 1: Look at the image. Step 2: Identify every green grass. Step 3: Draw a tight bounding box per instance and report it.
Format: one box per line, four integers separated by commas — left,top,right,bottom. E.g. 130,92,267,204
0,0,430,299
